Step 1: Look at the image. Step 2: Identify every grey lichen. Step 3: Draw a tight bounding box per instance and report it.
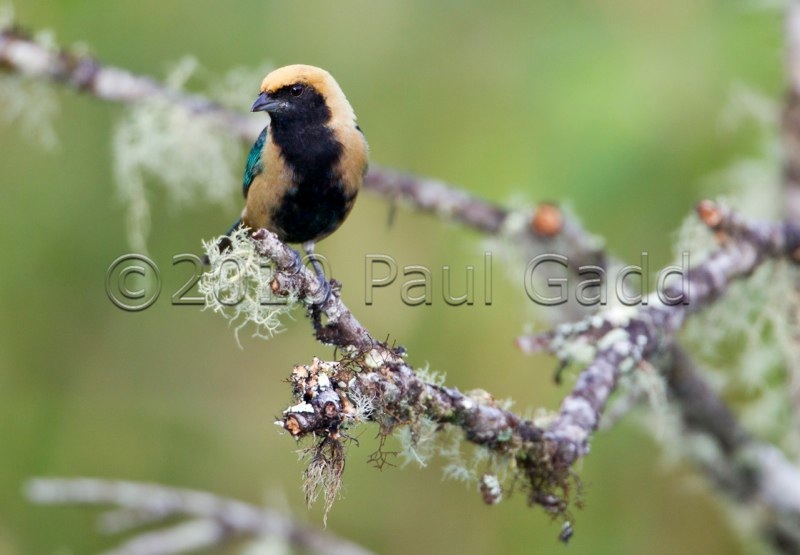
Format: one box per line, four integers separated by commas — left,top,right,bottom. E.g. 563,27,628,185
111,58,269,251
200,227,298,343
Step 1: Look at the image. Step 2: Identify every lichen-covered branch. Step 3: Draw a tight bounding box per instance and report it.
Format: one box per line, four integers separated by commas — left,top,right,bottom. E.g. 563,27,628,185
281,357,554,524
251,228,581,521
252,202,800,539
252,228,543,451
517,199,800,550
24,477,374,555
250,228,377,349
517,201,800,470
0,26,263,140
514,202,800,550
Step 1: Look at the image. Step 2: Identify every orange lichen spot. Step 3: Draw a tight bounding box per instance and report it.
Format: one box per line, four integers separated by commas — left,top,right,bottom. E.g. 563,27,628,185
532,203,563,237
696,200,722,229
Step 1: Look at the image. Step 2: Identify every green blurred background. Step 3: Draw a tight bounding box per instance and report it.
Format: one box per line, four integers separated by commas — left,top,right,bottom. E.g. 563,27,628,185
0,1,784,553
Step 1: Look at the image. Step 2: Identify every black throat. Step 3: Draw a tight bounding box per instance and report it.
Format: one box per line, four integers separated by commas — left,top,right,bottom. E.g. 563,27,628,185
269,87,342,183
268,87,351,243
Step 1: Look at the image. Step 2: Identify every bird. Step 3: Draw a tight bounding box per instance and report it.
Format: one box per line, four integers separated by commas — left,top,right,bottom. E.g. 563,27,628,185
215,64,369,299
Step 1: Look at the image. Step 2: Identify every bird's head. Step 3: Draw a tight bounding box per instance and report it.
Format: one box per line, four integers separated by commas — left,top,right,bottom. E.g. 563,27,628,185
252,64,356,127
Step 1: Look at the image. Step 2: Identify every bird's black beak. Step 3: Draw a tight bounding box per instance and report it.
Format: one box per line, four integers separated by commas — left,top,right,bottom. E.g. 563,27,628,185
252,91,281,113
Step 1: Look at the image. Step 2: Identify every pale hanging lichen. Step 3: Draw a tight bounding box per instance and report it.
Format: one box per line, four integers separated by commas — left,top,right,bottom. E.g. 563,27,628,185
111,57,271,251
0,75,60,150
299,438,346,527
396,416,439,468
0,12,60,150
207,61,275,111
199,227,298,344
0,3,14,28
720,83,778,136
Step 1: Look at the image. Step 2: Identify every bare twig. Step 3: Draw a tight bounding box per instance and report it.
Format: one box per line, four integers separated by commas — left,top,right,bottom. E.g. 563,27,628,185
664,345,747,455
24,477,374,555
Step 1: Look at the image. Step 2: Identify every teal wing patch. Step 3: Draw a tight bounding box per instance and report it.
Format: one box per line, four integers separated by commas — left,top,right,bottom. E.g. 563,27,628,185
243,126,268,198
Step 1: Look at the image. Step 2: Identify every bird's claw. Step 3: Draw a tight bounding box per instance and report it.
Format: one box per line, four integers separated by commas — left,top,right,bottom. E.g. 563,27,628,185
312,276,333,306
287,248,304,273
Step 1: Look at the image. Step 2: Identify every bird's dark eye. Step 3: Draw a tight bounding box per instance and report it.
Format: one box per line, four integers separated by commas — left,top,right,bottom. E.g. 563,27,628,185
290,84,305,97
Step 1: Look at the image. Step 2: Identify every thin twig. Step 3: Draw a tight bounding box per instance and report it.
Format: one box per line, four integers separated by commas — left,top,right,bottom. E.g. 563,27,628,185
24,477,374,555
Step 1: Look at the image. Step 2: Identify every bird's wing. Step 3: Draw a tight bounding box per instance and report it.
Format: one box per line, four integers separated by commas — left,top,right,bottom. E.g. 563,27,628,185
243,126,268,198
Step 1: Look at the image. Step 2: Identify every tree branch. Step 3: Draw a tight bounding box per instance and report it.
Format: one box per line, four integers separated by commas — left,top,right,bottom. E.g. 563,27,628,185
24,477,374,555
517,201,800,468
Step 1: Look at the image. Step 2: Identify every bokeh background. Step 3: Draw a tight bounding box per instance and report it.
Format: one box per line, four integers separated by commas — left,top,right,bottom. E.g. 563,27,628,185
0,1,787,553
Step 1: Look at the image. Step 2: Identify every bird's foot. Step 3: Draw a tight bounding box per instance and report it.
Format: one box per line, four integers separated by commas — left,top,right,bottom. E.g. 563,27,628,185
312,276,333,306
287,247,304,273
310,279,341,334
